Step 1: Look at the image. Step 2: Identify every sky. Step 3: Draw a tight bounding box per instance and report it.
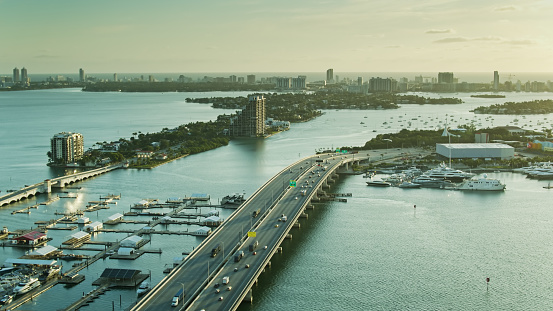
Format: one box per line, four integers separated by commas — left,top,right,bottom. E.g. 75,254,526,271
1,0,552,74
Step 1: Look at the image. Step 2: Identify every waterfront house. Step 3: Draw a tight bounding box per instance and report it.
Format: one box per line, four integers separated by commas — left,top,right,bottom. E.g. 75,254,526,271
120,236,144,248
83,221,103,232
11,231,48,246
136,150,153,158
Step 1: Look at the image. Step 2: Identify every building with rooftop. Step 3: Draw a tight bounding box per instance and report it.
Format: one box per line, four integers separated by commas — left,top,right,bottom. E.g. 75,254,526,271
51,132,84,164
436,143,514,160
229,95,266,137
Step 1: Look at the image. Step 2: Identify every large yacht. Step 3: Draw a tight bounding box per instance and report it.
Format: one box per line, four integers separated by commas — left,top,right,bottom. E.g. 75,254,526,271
13,277,40,295
457,175,506,191
424,162,474,182
412,175,447,188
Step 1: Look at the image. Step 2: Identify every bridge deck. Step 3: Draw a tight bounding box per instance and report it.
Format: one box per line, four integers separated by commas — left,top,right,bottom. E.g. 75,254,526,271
132,152,369,311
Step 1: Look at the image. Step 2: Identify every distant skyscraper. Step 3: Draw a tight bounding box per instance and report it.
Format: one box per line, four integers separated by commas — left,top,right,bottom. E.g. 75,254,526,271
13,67,20,82
326,69,334,82
438,72,454,84
369,77,397,92
247,75,256,84
79,68,85,82
230,75,237,83
493,71,499,90
21,67,28,82
148,75,154,82
358,77,363,86
114,73,118,82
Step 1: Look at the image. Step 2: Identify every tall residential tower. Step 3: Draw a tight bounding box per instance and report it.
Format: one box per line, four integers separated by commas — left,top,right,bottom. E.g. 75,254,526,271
50,132,84,164
13,67,19,82
326,68,334,83
230,95,266,137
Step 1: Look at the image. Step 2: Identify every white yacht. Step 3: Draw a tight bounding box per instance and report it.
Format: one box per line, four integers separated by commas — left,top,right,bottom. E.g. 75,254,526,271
424,162,474,182
457,175,506,191
366,180,391,187
137,280,151,296
13,277,40,295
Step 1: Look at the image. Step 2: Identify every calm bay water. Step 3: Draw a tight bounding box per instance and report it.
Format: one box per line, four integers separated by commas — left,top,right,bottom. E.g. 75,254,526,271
1,89,553,310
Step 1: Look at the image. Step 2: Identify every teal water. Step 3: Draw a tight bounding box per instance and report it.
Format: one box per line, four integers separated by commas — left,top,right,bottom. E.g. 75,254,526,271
1,89,553,310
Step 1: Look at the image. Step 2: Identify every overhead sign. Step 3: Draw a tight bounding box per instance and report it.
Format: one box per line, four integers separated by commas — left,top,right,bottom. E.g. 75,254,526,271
289,180,296,187
247,231,256,237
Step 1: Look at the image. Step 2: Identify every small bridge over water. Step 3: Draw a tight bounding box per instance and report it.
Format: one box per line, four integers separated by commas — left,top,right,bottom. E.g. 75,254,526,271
0,164,122,207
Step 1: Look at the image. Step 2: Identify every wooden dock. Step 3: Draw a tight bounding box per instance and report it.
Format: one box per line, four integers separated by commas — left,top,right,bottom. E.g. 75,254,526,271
61,283,110,311
11,203,40,214
40,196,60,205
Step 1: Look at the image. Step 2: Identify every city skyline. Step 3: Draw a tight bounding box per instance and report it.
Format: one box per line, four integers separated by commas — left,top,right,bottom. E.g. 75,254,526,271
1,0,552,74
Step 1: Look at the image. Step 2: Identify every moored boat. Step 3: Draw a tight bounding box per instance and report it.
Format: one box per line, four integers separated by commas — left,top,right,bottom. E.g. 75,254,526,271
137,280,151,296
221,193,245,205
13,277,40,295
398,181,421,189
456,174,505,191
0,294,13,305
366,180,391,187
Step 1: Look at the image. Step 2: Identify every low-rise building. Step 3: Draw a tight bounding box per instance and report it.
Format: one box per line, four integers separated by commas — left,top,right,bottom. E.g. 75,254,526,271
436,143,514,160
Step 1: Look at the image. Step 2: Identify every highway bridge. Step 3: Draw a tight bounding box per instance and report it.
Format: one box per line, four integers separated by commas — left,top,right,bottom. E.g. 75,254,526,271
0,164,122,206
131,151,370,311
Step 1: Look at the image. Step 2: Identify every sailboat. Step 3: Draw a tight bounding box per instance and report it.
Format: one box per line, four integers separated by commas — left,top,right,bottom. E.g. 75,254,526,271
543,182,553,189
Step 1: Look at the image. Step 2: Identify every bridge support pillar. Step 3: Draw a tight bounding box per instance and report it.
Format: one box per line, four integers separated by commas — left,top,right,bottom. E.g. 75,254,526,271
243,289,253,303
43,179,52,193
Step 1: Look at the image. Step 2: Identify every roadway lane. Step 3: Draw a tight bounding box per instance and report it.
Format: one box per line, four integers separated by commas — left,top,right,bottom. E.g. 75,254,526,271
187,153,351,310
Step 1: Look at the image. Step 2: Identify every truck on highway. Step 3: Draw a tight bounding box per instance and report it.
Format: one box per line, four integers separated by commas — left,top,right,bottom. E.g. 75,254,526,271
171,288,185,307
222,276,230,285
252,208,261,218
211,245,221,257
234,250,244,262
249,240,259,252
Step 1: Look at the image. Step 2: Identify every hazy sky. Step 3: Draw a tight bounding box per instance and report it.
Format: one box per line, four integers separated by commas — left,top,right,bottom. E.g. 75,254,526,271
1,0,551,74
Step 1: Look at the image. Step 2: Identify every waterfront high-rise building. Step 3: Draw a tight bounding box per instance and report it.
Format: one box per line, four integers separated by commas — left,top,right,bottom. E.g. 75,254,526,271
50,132,84,164
247,75,256,84
13,67,19,82
326,68,334,82
369,77,397,92
230,95,266,137
358,77,363,86
21,67,28,82
494,71,499,90
230,75,237,83
438,72,454,84
79,68,85,82
114,73,118,82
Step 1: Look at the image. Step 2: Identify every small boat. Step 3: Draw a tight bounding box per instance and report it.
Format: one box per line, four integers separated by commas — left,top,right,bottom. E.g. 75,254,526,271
0,294,13,305
137,280,151,296
366,180,391,187
544,182,553,189
221,193,245,205
13,277,40,295
39,265,61,281
398,181,421,189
